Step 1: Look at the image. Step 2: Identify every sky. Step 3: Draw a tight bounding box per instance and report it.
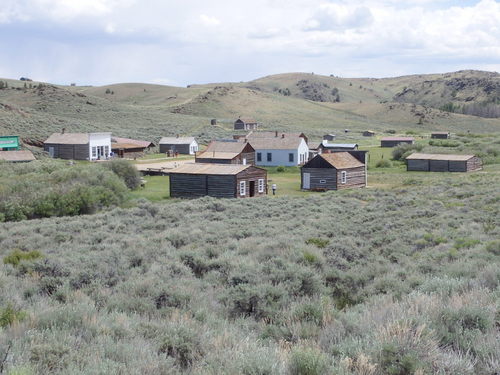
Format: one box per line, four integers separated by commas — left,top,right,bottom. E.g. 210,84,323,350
0,0,499,87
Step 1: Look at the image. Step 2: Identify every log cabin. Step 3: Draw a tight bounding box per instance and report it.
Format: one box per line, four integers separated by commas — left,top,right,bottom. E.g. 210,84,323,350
195,140,255,165
406,153,482,172
380,137,415,147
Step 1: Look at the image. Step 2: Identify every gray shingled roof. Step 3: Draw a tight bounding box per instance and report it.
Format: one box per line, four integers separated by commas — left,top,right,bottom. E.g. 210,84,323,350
247,137,304,150
44,133,89,145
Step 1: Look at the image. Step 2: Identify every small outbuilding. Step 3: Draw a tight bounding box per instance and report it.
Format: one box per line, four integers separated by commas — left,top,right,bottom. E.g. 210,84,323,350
363,130,375,137
234,117,258,130
0,136,21,151
196,140,255,165
406,153,482,172
159,137,198,155
301,152,366,191
431,132,450,139
169,164,267,198
44,132,111,160
318,142,358,153
323,134,336,141
111,137,154,158
380,137,415,147
0,150,36,162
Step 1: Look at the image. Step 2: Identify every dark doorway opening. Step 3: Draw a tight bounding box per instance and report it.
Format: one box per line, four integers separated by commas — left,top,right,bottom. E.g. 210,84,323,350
249,181,255,197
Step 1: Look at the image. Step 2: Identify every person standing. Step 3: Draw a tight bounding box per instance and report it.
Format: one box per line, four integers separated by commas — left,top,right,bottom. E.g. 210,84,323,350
272,184,277,195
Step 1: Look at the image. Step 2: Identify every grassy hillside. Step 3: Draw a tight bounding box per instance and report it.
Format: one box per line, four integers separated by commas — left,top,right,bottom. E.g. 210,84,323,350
0,170,498,374
0,70,499,149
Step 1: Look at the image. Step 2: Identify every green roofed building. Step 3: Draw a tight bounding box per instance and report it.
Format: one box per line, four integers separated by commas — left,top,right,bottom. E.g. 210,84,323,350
0,136,20,150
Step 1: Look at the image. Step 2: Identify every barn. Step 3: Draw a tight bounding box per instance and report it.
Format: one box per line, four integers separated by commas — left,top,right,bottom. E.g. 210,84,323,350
111,137,154,158
159,137,198,155
380,137,415,147
195,140,255,165
301,152,366,191
431,132,450,139
44,132,112,160
234,117,258,130
169,164,267,198
406,153,482,172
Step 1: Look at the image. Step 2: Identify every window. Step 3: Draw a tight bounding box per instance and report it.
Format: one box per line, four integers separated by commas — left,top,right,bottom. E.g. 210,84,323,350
91,147,97,159
289,153,294,162
243,158,247,165
240,181,246,196
319,179,326,184
341,171,347,184
258,179,264,193
267,152,272,162
257,152,262,162
104,146,109,157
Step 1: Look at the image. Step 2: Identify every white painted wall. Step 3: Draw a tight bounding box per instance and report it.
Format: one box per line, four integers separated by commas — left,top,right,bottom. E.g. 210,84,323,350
255,139,309,166
89,133,112,160
189,140,199,155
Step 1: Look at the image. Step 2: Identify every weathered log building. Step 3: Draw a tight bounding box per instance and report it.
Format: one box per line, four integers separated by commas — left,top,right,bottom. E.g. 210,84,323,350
380,137,415,147
406,153,482,172
301,152,367,191
169,164,267,198
195,140,255,165
431,132,450,139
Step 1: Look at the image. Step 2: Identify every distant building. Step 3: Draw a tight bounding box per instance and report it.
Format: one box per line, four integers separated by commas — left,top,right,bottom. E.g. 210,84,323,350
431,132,450,139
169,164,267,198
318,142,358,153
406,153,482,172
363,130,375,137
196,140,255,165
159,137,198,155
44,131,111,160
111,137,154,158
323,134,336,141
301,152,367,191
247,136,309,166
234,117,258,130
246,131,309,145
0,136,21,151
0,150,35,162
380,137,415,147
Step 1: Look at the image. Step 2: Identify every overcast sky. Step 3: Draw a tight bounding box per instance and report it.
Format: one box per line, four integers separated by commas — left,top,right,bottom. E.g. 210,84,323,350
0,0,499,86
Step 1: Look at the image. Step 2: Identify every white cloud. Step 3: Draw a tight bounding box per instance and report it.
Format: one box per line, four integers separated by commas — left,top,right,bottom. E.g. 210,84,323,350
199,14,221,27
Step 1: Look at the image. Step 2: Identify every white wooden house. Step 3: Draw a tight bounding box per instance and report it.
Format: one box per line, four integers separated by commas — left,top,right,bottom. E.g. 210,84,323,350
247,136,309,167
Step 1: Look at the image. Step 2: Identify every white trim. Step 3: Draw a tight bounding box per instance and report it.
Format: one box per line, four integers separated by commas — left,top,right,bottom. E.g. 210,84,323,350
258,178,264,193
239,181,246,196
341,171,347,184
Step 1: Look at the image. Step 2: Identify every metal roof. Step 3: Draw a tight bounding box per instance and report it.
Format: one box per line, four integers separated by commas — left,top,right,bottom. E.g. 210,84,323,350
321,141,358,148
319,152,364,169
44,133,89,144
0,150,36,162
159,137,196,145
169,163,252,175
406,153,475,161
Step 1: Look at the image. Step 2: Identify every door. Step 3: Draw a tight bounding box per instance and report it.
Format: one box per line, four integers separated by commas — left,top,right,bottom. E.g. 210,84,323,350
249,180,255,197
48,147,55,158
303,173,310,189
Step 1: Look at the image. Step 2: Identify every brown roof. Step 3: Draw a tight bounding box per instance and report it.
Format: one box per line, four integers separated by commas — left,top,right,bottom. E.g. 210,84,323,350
381,137,415,141
246,137,304,150
169,163,252,175
236,117,257,124
0,150,36,162
112,143,145,150
196,152,240,160
112,137,153,148
204,141,249,153
320,152,364,169
44,133,88,144
406,153,475,161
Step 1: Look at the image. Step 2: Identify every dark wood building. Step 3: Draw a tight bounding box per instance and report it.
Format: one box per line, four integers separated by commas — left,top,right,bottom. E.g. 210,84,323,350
169,164,267,198
195,140,255,165
380,137,415,147
406,153,482,172
431,132,450,139
301,152,366,191
111,137,154,158
234,117,258,130
159,137,198,155
363,130,375,137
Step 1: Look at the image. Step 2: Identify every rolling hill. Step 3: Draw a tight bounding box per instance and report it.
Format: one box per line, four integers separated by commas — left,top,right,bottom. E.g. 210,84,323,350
0,70,499,147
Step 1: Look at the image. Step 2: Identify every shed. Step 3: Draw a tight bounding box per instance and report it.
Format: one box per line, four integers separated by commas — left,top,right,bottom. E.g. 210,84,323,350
431,132,450,139
169,164,267,198
323,134,336,141
318,142,358,152
196,140,255,165
234,117,258,130
363,130,375,137
159,137,198,155
380,137,415,147
301,152,366,191
0,150,36,162
111,137,154,158
406,153,482,172
44,132,111,160
0,136,21,150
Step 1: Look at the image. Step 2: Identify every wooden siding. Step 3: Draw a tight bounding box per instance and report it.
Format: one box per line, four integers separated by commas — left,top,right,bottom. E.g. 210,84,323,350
207,175,237,198
301,168,337,190
408,157,481,172
407,159,429,171
429,160,448,172
235,167,267,198
170,174,208,198
159,144,190,154
336,166,365,190
431,133,450,139
448,161,467,172
195,157,233,164
44,143,89,160
466,156,482,171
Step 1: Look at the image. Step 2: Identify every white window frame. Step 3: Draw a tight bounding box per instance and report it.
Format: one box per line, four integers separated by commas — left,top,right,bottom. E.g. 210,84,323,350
104,146,109,157
239,181,246,196
319,179,326,184
258,179,264,193
91,146,97,159
341,171,347,184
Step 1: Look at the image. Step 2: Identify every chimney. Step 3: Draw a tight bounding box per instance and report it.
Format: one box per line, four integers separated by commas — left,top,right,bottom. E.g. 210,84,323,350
61,127,66,134
275,130,278,137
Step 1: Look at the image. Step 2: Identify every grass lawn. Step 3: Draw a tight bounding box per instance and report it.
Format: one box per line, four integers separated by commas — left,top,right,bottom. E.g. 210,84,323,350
129,175,169,201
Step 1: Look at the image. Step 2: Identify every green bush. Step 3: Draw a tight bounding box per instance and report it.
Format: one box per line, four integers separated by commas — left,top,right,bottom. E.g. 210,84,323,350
376,159,392,168
0,305,27,327
380,343,421,375
392,143,424,161
4,249,43,267
105,159,141,189
305,238,329,249
288,346,328,375
158,326,203,368
276,166,286,172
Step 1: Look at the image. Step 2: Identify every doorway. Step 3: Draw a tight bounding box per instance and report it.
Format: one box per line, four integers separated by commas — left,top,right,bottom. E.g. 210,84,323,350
249,181,255,197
